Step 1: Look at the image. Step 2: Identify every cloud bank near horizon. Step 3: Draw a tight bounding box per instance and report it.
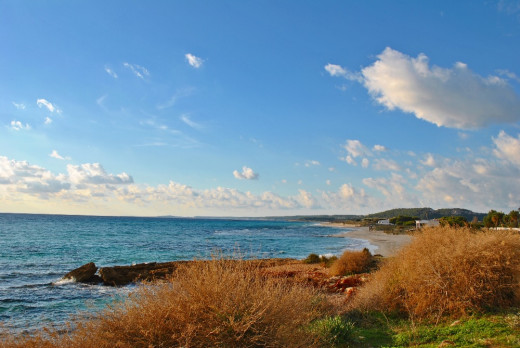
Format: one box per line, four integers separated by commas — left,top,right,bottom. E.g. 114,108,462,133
1,129,520,215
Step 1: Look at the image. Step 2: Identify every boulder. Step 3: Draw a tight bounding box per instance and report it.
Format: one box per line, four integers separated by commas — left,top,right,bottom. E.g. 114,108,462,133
63,262,98,283
99,261,188,286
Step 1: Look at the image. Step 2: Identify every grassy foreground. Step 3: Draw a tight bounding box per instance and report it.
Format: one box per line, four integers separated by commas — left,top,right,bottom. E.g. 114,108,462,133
1,226,520,347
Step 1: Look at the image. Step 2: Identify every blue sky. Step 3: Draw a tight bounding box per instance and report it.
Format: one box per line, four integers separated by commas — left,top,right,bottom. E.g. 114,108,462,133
1,0,520,216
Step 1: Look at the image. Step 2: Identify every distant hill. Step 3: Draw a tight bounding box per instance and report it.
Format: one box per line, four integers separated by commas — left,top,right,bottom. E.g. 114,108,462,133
365,207,486,221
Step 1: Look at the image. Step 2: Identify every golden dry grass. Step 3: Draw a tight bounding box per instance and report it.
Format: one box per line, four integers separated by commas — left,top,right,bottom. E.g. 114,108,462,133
351,226,520,322
1,258,331,348
329,248,373,276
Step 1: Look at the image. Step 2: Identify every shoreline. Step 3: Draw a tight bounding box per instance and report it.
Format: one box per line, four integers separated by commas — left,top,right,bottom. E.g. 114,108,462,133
322,223,413,257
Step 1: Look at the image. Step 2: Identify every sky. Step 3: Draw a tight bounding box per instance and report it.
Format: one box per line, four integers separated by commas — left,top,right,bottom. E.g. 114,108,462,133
1,0,520,217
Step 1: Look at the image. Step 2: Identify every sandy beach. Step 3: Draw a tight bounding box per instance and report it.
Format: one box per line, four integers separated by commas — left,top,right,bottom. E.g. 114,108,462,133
323,223,413,257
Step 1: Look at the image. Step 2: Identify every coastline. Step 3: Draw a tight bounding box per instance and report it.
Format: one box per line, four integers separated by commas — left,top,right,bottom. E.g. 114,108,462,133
322,223,413,257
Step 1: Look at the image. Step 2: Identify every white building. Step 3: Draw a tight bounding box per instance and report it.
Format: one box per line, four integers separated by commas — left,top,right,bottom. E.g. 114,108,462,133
415,219,440,229
377,219,393,225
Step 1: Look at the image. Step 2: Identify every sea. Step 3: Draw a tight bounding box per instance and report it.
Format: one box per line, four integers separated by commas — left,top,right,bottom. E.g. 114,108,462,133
0,213,373,334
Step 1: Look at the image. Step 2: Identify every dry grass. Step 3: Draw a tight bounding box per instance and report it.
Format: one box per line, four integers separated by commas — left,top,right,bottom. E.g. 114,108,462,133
1,258,331,348
351,226,520,322
329,248,373,276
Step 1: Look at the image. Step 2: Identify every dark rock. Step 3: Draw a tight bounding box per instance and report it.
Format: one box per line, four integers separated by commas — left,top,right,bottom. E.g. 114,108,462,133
63,262,98,283
99,261,188,286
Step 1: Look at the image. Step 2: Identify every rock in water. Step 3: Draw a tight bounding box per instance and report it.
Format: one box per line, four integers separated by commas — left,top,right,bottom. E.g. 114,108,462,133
99,261,187,286
63,262,98,283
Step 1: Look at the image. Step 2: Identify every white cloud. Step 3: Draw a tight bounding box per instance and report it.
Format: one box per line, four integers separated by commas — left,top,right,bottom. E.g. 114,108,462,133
37,98,61,113
359,47,520,129
320,183,373,211
185,53,204,68
420,154,436,167
123,62,150,79
67,163,133,185
49,150,70,161
363,173,417,206
373,144,387,152
324,63,362,82
326,180,331,185
305,160,320,167
233,166,259,180
343,155,356,166
328,48,520,129
372,158,401,171
10,120,30,131
296,189,319,208
493,130,520,167
344,139,371,158
12,102,26,110
104,66,118,78
44,117,52,125
361,158,370,168
180,114,203,130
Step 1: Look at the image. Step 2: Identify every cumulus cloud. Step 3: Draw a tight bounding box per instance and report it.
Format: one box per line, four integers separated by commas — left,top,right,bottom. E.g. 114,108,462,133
296,189,319,208
67,163,133,185
327,47,520,129
104,66,118,78
361,158,370,168
493,130,520,167
37,98,61,113
344,139,371,158
185,53,204,68
44,117,52,125
420,154,436,167
10,120,30,131
0,156,70,196
372,158,400,171
320,183,373,211
123,62,150,79
373,144,387,152
233,166,259,180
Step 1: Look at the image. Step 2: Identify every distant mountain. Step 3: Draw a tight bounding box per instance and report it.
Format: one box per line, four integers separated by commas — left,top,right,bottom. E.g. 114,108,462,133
365,207,486,221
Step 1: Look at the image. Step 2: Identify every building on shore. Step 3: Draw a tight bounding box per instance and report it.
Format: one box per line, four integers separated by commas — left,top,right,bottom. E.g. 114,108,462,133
415,219,440,229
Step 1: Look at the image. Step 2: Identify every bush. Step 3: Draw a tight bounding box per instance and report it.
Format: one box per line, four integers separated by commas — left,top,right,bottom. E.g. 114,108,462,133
351,227,520,322
329,248,373,276
303,253,321,264
1,258,331,347
307,315,355,347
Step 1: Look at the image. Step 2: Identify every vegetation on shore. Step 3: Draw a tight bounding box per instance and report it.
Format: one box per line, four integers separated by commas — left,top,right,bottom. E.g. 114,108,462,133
2,226,520,347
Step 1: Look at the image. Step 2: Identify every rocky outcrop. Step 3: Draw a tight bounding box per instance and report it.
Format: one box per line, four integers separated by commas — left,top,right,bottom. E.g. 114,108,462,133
63,262,101,283
99,261,188,286
64,258,300,286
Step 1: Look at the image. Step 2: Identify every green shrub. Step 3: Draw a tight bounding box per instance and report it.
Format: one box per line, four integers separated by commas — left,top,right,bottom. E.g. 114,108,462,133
308,315,355,347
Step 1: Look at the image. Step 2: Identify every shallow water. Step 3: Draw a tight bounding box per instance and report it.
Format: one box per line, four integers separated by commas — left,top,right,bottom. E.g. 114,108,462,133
0,213,372,333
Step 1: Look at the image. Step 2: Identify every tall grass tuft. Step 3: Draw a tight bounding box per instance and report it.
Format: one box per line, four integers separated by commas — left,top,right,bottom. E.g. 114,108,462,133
351,227,520,322
1,258,331,347
329,248,373,276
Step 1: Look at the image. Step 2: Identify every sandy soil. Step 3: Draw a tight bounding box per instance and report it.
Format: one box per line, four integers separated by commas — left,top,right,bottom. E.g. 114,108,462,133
322,223,413,257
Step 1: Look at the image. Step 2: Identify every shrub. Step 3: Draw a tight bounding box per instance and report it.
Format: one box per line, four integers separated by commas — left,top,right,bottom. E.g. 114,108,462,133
303,253,321,264
1,258,331,347
351,227,520,322
329,248,373,276
307,315,355,347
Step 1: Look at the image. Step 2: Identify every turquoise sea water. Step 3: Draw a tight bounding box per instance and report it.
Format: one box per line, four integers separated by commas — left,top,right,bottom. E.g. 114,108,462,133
0,213,372,333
